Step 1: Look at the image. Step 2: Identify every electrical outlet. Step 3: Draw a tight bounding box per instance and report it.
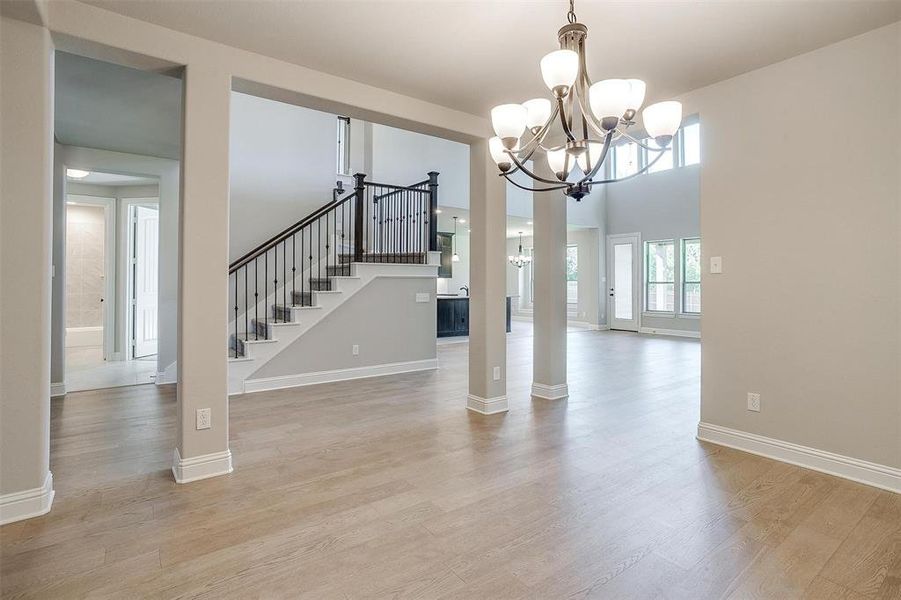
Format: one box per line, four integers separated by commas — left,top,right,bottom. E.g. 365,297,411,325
196,408,211,430
493,366,501,381
747,393,761,412
352,344,359,356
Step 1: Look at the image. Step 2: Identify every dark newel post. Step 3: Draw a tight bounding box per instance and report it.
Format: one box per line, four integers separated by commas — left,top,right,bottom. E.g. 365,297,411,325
353,173,366,262
427,171,439,252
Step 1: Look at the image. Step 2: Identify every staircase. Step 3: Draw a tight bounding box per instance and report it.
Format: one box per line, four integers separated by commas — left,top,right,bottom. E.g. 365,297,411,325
228,173,440,395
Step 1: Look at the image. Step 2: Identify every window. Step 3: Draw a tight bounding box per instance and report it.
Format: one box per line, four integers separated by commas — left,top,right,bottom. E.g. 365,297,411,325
336,116,351,175
682,238,701,314
566,244,578,304
645,137,673,173
613,141,639,178
645,240,674,312
681,122,700,166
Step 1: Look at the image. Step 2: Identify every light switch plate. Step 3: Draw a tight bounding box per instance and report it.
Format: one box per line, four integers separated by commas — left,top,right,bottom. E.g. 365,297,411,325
493,366,501,381
352,344,359,356
710,256,723,274
196,408,211,430
415,292,429,303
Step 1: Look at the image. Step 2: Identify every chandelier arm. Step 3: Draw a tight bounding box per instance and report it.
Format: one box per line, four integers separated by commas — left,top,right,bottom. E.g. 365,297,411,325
501,172,569,193
507,102,561,173
504,149,567,186
588,147,669,185
573,130,613,185
573,85,615,141
614,129,670,152
556,97,577,143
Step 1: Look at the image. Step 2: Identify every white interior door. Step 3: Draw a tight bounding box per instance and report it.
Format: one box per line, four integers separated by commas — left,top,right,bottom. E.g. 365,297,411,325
607,233,640,331
132,205,159,358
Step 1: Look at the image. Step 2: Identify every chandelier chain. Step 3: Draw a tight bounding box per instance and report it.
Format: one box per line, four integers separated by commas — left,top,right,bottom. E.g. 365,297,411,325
567,0,577,24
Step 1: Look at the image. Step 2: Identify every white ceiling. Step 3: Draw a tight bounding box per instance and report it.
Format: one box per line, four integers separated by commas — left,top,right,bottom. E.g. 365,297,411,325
55,51,182,159
81,0,900,116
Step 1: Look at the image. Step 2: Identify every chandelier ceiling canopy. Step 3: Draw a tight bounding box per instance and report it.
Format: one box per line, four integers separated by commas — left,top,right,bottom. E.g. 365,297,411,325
489,0,683,200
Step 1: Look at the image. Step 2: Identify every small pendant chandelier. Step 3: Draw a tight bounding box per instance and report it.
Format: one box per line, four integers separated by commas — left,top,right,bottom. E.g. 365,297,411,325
452,216,461,262
488,0,683,200
508,232,532,269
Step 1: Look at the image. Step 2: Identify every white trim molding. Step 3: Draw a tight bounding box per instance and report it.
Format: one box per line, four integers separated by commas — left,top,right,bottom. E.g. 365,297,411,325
172,448,233,484
639,326,700,339
466,394,508,415
697,422,901,494
156,361,177,385
241,358,438,395
0,472,55,525
531,382,569,400
50,382,66,397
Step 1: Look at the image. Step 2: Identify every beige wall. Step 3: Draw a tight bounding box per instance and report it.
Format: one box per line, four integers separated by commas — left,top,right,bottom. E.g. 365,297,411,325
0,16,54,497
685,23,900,468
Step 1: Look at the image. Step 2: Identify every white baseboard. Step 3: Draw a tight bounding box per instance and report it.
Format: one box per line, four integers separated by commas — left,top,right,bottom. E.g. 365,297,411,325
639,326,700,339
0,471,54,525
65,326,103,347
172,448,233,484
466,394,508,415
531,382,569,400
156,361,177,385
697,422,901,494
241,358,438,395
50,382,66,397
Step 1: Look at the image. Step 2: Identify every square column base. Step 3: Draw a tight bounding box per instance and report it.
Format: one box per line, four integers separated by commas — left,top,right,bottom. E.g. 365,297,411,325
531,383,569,400
466,394,508,415
172,448,233,484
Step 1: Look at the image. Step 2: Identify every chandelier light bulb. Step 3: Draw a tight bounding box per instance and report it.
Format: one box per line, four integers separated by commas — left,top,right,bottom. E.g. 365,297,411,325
625,79,646,113
489,137,512,171
643,100,683,142
546,147,570,180
540,49,579,96
491,104,527,149
522,98,552,132
588,79,631,129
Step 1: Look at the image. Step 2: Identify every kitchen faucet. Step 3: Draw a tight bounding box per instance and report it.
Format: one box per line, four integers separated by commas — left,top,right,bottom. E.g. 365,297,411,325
460,285,469,296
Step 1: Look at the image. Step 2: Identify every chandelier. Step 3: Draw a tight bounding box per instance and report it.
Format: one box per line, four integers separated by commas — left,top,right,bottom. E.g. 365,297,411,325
508,232,532,268
488,0,683,200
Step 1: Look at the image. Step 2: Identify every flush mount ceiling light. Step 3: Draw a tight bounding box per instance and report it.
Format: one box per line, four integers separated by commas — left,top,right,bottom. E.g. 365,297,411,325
489,0,682,200
508,232,532,269
66,169,90,179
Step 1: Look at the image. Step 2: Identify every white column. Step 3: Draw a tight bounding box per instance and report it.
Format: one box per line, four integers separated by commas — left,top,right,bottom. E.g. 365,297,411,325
467,138,508,414
531,156,568,400
0,16,55,524
172,62,233,483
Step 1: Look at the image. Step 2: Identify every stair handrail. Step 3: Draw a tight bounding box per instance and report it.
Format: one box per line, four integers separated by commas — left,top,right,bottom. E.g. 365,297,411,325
229,189,355,273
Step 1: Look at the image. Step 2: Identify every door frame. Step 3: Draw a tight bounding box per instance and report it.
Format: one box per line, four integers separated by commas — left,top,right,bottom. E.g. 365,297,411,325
606,232,641,332
120,198,160,360
66,194,117,360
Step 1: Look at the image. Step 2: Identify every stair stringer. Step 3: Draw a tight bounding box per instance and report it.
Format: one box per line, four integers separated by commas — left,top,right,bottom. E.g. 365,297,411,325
228,257,439,395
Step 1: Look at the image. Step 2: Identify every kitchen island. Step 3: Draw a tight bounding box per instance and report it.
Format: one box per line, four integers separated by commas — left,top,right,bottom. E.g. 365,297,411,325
437,295,512,337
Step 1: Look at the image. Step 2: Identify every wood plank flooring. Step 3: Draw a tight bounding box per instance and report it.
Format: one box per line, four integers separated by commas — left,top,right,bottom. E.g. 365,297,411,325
2,326,899,599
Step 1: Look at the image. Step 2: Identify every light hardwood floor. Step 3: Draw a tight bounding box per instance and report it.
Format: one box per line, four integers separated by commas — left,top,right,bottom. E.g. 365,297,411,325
2,327,899,599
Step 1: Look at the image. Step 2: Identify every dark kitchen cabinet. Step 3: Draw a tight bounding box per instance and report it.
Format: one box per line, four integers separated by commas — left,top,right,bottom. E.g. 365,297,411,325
437,297,512,337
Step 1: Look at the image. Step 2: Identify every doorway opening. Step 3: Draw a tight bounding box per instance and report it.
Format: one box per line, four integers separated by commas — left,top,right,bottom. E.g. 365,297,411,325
63,171,160,392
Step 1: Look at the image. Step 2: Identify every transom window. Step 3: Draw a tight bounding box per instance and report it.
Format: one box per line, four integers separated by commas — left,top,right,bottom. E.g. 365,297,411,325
336,116,351,176
610,118,700,178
